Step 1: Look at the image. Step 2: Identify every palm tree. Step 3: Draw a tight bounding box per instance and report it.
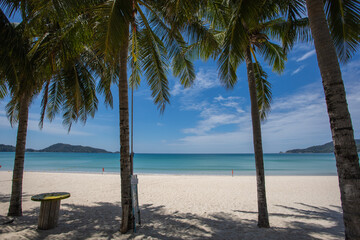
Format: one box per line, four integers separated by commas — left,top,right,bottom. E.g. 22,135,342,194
214,0,302,227
1,8,39,216
304,0,360,238
80,0,206,232
1,3,100,216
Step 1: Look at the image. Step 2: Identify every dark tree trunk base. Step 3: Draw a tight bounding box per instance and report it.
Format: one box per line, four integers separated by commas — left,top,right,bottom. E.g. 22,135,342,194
8,204,22,217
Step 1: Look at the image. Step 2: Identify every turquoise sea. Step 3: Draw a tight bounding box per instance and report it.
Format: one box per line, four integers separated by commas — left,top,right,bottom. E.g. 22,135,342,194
0,152,344,175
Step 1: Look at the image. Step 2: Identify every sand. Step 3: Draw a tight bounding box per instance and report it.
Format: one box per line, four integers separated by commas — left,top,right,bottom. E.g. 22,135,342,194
0,172,343,239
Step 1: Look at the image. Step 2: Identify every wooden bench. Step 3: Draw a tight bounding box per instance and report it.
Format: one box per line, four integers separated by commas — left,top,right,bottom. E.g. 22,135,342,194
31,192,70,230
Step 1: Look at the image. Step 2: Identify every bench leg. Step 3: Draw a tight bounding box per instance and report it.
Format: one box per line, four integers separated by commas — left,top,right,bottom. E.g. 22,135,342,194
38,200,61,230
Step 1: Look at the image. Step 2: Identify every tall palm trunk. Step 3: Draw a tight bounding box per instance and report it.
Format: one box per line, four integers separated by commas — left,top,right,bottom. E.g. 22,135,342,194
306,0,360,239
245,46,270,228
119,25,133,233
8,93,31,216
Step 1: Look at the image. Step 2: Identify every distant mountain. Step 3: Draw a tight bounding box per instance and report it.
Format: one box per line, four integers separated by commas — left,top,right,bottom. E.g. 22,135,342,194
0,144,16,152
285,139,360,153
39,143,111,153
0,143,111,153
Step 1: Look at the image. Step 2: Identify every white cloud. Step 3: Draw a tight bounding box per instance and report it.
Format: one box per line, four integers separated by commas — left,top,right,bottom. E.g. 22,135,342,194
170,68,219,97
215,95,244,113
215,95,242,102
180,100,209,111
194,69,219,89
170,83,183,96
166,77,360,153
271,85,321,111
291,65,305,75
181,95,245,135
296,50,316,62
214,95,225,101
183,113,241,135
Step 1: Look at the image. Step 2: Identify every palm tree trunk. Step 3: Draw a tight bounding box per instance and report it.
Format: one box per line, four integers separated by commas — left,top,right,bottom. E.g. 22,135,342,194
245,46,270,228
119,25,133,233
8,94,31,216
306,0,360,239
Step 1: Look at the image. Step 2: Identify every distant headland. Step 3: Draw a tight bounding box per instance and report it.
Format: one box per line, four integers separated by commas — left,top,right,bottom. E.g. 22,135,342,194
0,143,112,153
285,139,360,153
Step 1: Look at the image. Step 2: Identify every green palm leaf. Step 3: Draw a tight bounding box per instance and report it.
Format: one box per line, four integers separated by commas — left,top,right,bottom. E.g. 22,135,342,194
324,0,360,63
137,5,170,113
129,20,142,89
186,19,221,61
0,9,32,95
5,97,20,127
218,9,248,88
39,80,50,128
253,62,271,121
0,79,7,99
45,79,64,122
91,0,132,59
145,8,196,87
266,17,311,53
97,64,115,108
60,60,98,130
257,41,286,73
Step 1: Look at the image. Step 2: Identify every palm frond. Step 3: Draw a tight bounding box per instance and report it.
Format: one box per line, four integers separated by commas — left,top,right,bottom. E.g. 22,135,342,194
217,2,250,89
129,19,142,89
277,0,306,21
46,78,64,122
137,5,170,113
0,9,26,82
91,0,132,59
172,50,195,88
218,41,240,89
325,0,360,63
185,18,221,60
253,62,271,121
144,7,196,87
0,79,7,99
257,41,286,73
39,79,50,128
0,55,19,96
97,68,114,108
0,9,37,97
266,17,311,53
5,97,20,127
60,60,98,130
202,0,230,29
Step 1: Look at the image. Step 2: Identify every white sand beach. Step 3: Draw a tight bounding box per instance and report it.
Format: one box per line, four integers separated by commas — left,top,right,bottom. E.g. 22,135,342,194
0,172,343,239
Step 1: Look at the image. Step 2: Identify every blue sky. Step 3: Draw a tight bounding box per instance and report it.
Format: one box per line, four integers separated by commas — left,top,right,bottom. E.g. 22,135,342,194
1,12,359,153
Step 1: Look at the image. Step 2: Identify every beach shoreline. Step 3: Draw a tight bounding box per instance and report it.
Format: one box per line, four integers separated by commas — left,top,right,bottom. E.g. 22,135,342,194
0,169,339,176
0,171,343,239
0,152,339,176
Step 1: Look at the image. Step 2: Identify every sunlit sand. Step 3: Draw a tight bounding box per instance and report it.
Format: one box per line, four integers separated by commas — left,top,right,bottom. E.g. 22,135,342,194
0,172,343,239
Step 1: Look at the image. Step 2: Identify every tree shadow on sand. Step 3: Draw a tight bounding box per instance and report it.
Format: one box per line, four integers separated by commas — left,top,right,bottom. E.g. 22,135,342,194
234,203,344,240
0,202,344,239
0,193,33,204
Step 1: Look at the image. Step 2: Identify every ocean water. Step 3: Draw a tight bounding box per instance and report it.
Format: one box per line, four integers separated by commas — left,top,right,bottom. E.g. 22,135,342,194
0,152,342,175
